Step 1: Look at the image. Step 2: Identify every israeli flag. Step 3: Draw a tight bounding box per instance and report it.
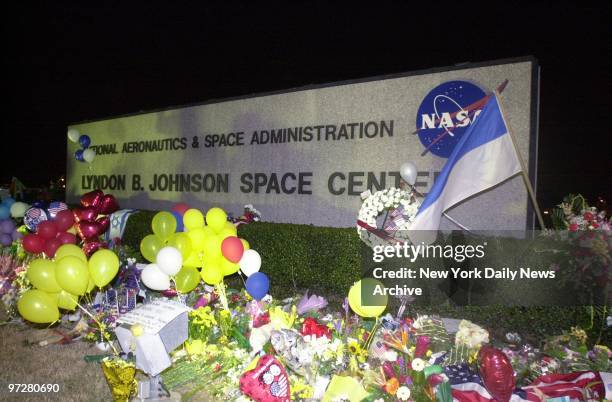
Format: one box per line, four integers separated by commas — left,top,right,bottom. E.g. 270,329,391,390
410,94,521,233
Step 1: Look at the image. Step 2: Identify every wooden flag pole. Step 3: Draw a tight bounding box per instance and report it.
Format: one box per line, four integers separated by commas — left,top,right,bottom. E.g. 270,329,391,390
494,89,546,230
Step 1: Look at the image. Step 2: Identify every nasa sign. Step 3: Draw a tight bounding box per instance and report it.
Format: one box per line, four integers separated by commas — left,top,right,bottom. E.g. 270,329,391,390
416,81,487,158
66,57,539,229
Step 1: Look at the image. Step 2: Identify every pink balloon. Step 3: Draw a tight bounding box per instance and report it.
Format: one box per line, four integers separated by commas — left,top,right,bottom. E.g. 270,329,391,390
77,220,102,241
37,221,58,239
83,240,105,257
22,233,45,254
172,203,190,216
221,236,244,263
54,209,75,232
479,346,515,402
57,231,77,245
73,206,98,223
98,194,119,215
44,238,62,258
80,189,104,210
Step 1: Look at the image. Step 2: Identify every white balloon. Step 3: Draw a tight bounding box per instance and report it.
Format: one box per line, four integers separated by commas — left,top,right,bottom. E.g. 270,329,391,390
156,246,183,276
399,162,418,186
10,202,30,218
239,249,261,277
67,128,80,143
141,263,170,290
83,148,96,163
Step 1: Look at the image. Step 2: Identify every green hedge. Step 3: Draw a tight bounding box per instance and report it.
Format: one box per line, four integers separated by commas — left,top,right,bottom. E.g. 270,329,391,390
121,212,607,344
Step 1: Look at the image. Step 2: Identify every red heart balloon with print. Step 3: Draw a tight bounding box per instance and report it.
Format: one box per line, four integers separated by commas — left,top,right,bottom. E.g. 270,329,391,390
96,216,110,234
479,346,515,402
80,189,104,211
77,221,103,241
239,354,290,402
73,207,98,223
83,240,106,257
98,194,120,215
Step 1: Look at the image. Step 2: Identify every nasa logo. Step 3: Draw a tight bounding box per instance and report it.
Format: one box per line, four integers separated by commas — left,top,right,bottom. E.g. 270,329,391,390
416,80,487,158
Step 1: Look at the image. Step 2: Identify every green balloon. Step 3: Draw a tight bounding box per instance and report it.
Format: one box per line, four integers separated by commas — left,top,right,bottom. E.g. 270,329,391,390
88,249,120,288
151,211,177,241
18,289,60,323
54,290,78,311
140,234,163,262
175,266,200,293
168,232,193,260
27,258,62,293
55,256,90,296
183,209,204,231
55,244,87,263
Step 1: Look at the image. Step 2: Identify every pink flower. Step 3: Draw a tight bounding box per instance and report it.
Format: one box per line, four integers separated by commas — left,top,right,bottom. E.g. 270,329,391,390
569,223,579,232
414,336,430,358
583,212,594,221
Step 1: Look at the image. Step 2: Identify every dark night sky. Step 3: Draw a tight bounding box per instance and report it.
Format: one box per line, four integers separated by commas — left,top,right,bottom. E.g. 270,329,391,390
2,2,611,210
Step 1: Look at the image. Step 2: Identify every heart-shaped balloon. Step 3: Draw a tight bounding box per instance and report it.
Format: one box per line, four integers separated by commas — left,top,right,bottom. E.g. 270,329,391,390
479,346,515,402
82,240,105,257
73,207,98,223
239,354,290,402
98,194,119,215
96,216,110,234
80,190,104,210
77,220,102,241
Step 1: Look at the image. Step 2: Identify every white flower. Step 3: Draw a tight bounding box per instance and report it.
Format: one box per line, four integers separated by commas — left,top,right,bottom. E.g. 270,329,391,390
396,386,411,401
455,320,489,349
411,358,425,371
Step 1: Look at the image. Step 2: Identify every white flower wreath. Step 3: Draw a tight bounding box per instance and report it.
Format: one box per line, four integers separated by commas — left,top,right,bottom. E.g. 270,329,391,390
356,187,420,248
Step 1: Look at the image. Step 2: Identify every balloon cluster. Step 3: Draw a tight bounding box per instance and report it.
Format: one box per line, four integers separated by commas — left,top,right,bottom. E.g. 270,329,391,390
139,205,270,300
68,129,95,164
0,197,18,220
73,190,119,255
18,244,119,323
22,202,77,257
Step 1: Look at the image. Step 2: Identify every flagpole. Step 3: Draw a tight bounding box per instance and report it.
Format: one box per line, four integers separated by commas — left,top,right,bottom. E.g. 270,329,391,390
494,90,546,230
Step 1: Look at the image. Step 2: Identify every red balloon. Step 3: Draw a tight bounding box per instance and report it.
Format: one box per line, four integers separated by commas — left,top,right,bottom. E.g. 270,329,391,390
479,346,515,402
98,194,119,215
77,220,102,241
80,189,104,210
54,209,75,231
22,233,45,254
57,231,77,245
96,216,110,234
221,236,244,263
44,238,62,258
37,221,58,239
83,240,105,257
73,206,98,223
172,203,190,216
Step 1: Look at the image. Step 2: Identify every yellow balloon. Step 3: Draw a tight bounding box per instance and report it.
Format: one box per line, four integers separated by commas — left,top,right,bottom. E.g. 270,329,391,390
86,277,95,293
220,221,238,237
17,289,60,324
206,207,227,233
55,256,90,296
27,259,62,293
187,228,207,251
55,290,78,311
183,209,204,231
151,211,177,241
220,256,240,276
140,234,164,262
175,266,200,293
200,264,223,285
183,251,202,268
240,238,250,250
55,244,87,263
203,235,222,259
168,232,193,260
348,278,388,318
89,249,120,288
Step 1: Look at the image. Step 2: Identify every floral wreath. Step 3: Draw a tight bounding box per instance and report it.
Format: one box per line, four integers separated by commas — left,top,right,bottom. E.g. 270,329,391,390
356,187,420,248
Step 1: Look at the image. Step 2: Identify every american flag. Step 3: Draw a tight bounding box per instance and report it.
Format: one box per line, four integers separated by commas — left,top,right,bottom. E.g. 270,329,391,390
445,364,604,402
384,205,407,233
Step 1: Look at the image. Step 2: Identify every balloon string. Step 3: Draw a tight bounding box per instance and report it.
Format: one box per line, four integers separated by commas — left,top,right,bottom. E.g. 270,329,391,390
70,295,119,355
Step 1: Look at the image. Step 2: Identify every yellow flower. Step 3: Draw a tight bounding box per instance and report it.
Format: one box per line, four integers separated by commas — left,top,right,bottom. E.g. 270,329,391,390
348,340,368,363
269,305,297,330
185,339,205,356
